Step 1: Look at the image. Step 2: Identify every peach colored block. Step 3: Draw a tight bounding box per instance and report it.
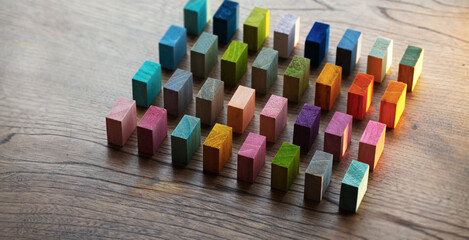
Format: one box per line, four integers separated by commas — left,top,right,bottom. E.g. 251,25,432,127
106,97,137,147
358,120,386,171
260,94,288,142
227,85,255,134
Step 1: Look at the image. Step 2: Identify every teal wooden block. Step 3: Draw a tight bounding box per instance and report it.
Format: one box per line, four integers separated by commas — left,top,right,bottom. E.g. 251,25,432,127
191,32,218,78
184,0,210,35
271,142,300,191
339,160,369,213
171,115,201,165
132,61,161,107
159,25,187,70
251,47,278,94
304,150,333,201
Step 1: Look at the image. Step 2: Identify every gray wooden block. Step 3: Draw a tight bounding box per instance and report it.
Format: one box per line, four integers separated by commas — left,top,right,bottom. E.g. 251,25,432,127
274,14,300,58
164,69,193,116
304,150,333,201
251,47,278,94
196,78,224,125
191,32,218,78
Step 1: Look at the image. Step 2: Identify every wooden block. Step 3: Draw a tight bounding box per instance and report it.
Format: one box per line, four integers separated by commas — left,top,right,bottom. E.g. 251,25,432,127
304,22,329,67
398,45,424,92
259,94,288,142
237,132,266,183
271,142,300,192
163,69,193,117
324,111,353,162
132,61,161,107
336,29,362,75
283,56,310,102
184,0,210,35
220,40,248,86
315,63,342,110
293,104,321,152
347,73,374,120
304,150,333,201
137,106,167,154
171,115,201,165
227,85,255,134
339,160,369,213
213,0,239,44
358,120,386,171
105,98,137,147
196,78,224,126
243,7,269,52
379,81,407,128
251,47,278,94
367,37,393,82
273,14,300,58
191,32,218,78
203,123,233,173
159,25,187,70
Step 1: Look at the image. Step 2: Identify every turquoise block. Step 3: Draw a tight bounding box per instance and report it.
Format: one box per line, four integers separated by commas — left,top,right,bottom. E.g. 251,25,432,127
159,25,187,70
132,61,161,107
339,160,369,213
184,0,210,35
171,115,201,165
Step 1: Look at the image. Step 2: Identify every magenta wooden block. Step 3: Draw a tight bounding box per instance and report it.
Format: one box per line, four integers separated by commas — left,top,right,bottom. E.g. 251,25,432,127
237,132,266,183
105,97,137,147
324,112,353,162
137,106,167,154
358,120,386,171
259,94,288,142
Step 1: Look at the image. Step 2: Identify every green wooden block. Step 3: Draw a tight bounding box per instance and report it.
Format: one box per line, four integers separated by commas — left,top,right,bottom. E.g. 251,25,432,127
243,7,269,51
271,142,300,191
252,47,278,94
339,160,369,213
283,56,310,102
221,40,248,86
191,32,218,78
171,115,201,165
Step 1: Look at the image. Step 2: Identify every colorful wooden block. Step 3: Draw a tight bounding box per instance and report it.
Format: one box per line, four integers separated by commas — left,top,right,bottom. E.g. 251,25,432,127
237,132,266,183
347,73,374,120
220,40,248,86
283,56,310,102
227,85,255,134
243,7,269,52
274,14,300,58
171,115,201,165
213,0,239,44
271,142,300,192
339,160,369,213
358,120,386,171
132,61,161,107
163,69,193,117
336,29,362,75
398,45,424,92
260,94,288,142
184,0,210,35
159,25,187,70
251,47,278,94
196,78,224,126
304,150,333,201
191,32,218,78
203,123,233,173
105,98,137,147
367,37,393,82
304,22,329,67
324,111,353,162
379,81,407,128
137,106,167,154
293,104,321,152
315,63,342,110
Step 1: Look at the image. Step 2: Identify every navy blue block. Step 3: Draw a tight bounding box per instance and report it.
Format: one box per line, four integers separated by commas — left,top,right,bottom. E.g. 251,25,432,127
159,25,187,70
336,29,362,75
213,0,239,44
304,22,330,67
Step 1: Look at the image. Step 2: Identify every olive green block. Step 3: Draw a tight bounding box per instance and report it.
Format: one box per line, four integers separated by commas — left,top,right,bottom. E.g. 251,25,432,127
271,142,300,191
221,40,248,86
283,56,310,102
243,7,269,52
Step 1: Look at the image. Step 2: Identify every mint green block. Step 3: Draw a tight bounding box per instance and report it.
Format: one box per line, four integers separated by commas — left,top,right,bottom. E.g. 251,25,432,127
171,115,201,165
271,142,300,191
132,61,161,107
339,160,369,213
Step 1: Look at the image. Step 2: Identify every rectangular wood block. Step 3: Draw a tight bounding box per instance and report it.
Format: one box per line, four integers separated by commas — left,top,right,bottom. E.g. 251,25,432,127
137,106,167,154
184,0,210,35
315,63,342,110
163,69,193,117
358,120,386,171
213,0,239,44
159,25,187,70
339,160,369,213
398,45,424,92
221,40,248,86
227,85,255,134
237,132,266,183
347,73,374,120
367,37,393,82
132,60,161,107
283,56,310,102
243,7,269,52
171,115,201,165
379,81,407,128
251,47,278,94
106,98,137,147
324,111,353,162
336,29,362,75
293,104,321,152
304,22,330,67
260,94,288,142
274,13,300,58
304,150,333,201
191,32,218,78
196,78,224,126
203,123,233,173
271,142,300,192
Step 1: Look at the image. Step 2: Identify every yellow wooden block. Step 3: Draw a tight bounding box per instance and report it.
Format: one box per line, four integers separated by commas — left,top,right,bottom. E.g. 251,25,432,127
315,63,342,110
203,123,233,174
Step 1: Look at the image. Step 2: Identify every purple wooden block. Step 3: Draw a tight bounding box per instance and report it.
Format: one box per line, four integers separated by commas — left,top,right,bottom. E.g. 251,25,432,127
324,111,353,162
293,104,321,152
237,132,266,183
137,106,167,154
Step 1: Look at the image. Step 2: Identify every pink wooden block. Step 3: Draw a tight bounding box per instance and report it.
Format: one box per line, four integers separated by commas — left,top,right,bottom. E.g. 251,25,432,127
324,112,353,162
260,94,288,142
237,132,266,183
106,97,137,147
358,120,386,171
137,106,168,154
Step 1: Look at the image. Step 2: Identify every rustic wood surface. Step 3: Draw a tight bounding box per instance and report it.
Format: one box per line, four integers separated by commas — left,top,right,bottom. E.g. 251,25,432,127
1,0,469,239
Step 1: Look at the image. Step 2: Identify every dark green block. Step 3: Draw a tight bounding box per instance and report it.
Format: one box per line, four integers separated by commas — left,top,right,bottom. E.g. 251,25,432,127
271,142,300,191
339,160,369,213
221,41,248,86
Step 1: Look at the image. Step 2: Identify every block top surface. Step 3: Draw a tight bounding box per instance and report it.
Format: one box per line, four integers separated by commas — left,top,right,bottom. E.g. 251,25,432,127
360,120,386,145
133,61,161,83
295,104,321,128
260,94,287,118
184,0,206,12
316,63,342,86
244,7,269,27
272,142,300,168
160,25,186,47
227,85,255,109
337,29,361,51
221,40,248,62
342,160,369,188
305,150,333,176
197,78,224,100
348,73,374,95
138,106,167,130
165,69,193,92
400,45,424,67
381,81,407,104
192,32,218,54
306,22,329,43
172,115,200,139
325,111,352,137
369,37,392,58
285,56,310,78
252,47,278,70
214,0,238,20
106,97,135,121
204,123,232,148
239,132,266,159
275,13,299,34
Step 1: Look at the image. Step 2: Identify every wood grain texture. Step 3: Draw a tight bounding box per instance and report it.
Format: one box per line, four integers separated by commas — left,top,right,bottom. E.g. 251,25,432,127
220,40,248,86
196,77,224,126
227,85,255,134
213,0,239,44
105,97,137,147
171,115,201,165
191,32,218,78
271,142,300,192
184,0,209,36
283,55,310,102
339,160,369,213
324,112,353,162
137,106,167,155
305,21,330,67
203,123,232,174
367,37,393,82
163,68,193,117
315,63,342,110
379,80,407,128
273,13,300,58
304,150,333,202
158,25,187,70
251,47,278,94
293,104,321,153
259,94,287,142
243,7,269,52
358,120,386,171
237,132,266,183
347,72,374,120
398,45,424,92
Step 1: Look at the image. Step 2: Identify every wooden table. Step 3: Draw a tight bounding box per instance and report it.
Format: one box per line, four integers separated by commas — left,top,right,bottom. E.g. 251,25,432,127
1,0,468,239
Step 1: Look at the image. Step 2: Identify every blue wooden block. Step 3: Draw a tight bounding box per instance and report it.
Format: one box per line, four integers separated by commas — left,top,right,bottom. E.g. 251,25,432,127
159,25,187,70
132,61,161,107
304,22,329,67
164,69,193,116
336,29,362,75
213,0,239,44
171,115,201,165
184,0,210,35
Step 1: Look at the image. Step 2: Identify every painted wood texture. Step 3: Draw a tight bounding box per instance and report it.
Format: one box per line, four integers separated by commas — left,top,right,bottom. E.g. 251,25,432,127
251,47,278,94
221,40,248,86
315,63,342,110
196,77,224,125
259,94,287,142
203,123,232,174
367,37,393,82
137,106,167,154
184,0,209,35
339,160,369,213
347,72,374,120
398,45,424,92
163,69,193,117
304,150,333,202
213,0,238,44
191,32,218,78
105,97,137,147
293,104,321,153
274,13,300,58
227,85,255,134
243,7,269,52
379,80,407,128
237,132,266,183
132,60,161,107
324,112,353,162
358,120,386,171
271,142,300,192
283,56,310,102
304,21,329,67
336,29,362,75
158,25,187,70
171,115,201,165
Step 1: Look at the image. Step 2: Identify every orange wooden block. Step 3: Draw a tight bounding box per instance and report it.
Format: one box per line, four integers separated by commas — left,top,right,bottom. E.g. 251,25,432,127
227,85,255,134
347,73,374,120
379,81,407,128
315,63,342,110
203,123,233,174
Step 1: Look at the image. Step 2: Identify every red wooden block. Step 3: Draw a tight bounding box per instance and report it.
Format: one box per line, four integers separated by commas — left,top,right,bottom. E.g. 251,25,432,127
105,97,137,147
347,73,374,120
259,94,288,142
137,106,167,154
237,132,266,183
324,112,353,162
358,120,386,171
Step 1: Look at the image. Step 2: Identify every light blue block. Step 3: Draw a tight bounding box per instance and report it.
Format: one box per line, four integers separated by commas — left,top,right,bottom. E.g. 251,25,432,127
213,0,239,44
336,29,362,75
171,115,201,165
184,0,210,35
132,61,161,107
159,25,187,70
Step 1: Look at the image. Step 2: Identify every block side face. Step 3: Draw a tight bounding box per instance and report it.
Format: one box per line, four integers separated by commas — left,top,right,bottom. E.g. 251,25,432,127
106,118,123,146
347,91,366,120
324,132,342,162
251,67,267,94
137,127,154,154
171,135,190,164
398,64,416,92
196,97,212,125
191,50,206,79
367,55,383,82
274,31,290,58
379,100,397,128
237,154,254,182
304,173,323,201
315,83,331,110
283,75,300,102
358,142,377,170
271,164,288,191
336,47,352,75
220,59,237,86
164,88,179,116
132,80,148,107
339,183,359,212
293,124,313,152
260,114,276,142
203,145,221,173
